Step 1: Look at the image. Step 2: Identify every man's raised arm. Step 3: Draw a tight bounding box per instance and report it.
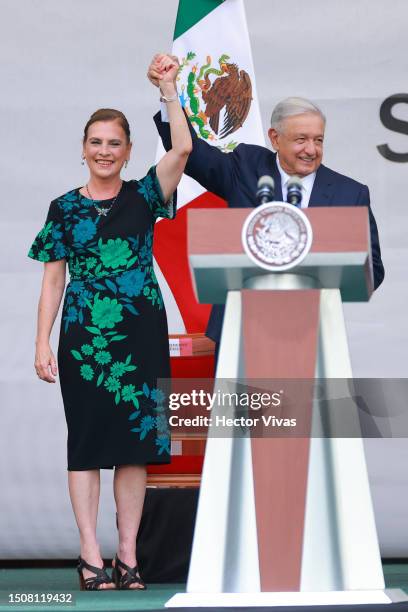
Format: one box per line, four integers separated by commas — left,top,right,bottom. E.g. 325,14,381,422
148,53,234,200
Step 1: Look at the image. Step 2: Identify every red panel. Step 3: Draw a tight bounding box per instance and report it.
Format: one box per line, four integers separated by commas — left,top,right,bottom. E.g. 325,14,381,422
170,354,215,378
147,355,214,478
154,191,227,333
242,290,320,591
147,456,203,475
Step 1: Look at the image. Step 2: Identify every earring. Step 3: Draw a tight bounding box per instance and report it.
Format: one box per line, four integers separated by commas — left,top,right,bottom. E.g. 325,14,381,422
81,156,85,166
124,160,128,168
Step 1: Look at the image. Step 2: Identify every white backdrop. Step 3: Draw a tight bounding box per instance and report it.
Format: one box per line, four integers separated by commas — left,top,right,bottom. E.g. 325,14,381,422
1,0,407,558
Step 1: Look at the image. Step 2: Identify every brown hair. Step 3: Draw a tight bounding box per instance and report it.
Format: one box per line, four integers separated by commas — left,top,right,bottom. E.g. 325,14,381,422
83,108,131,143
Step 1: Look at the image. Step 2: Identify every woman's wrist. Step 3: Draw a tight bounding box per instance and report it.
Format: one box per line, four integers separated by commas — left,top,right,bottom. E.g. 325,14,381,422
160,93,178,103
36,337,50,347
159,82,177,98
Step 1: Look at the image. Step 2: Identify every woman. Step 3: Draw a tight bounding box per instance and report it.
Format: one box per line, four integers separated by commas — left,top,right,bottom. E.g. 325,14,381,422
28,56,191,590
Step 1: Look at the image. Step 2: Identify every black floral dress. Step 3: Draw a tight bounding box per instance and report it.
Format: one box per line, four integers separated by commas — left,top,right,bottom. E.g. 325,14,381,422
29,166,173,470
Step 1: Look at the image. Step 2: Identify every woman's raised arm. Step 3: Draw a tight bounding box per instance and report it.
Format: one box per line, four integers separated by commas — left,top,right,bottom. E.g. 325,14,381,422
154,55,192,202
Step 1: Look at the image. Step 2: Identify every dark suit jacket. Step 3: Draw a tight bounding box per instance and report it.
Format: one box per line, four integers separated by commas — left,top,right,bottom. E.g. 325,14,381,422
154,112,385,342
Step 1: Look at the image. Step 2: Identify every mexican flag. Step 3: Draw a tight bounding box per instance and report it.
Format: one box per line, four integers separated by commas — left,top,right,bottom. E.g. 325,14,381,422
154,0,265,334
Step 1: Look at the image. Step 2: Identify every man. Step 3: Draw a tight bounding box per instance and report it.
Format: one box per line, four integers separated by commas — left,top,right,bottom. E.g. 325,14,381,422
148,55,384,346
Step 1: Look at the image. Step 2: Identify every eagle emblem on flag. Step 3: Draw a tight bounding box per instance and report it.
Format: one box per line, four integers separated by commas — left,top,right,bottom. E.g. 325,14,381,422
178,53,253,151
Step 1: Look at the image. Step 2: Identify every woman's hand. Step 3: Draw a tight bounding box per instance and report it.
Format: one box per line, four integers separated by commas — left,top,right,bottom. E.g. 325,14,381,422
158,55,179,87
148,53,179,90
35,341,58,383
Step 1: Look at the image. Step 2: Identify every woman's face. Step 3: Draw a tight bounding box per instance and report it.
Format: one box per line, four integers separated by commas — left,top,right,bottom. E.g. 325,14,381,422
83,120,132,181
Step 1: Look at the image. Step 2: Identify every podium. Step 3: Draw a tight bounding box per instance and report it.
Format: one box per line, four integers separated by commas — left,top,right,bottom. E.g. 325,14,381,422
166,207,403,607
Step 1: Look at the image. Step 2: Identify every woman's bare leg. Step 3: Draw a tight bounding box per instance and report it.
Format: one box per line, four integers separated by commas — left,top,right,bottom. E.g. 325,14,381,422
113,464,146,589
68,470,114,589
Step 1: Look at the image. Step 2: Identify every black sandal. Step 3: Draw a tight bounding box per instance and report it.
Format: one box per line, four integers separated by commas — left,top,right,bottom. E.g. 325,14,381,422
112,554,146,590
77,556,115,591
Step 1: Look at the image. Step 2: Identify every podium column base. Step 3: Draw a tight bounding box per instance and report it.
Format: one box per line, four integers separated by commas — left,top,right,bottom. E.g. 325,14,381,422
166,588,408,608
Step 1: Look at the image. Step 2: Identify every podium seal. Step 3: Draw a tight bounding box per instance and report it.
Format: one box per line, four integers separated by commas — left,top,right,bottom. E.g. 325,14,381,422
242,202,313,271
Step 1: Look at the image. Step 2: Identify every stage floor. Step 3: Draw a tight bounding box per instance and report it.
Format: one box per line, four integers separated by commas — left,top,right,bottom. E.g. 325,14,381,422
0,568,181,611
0,563,407,612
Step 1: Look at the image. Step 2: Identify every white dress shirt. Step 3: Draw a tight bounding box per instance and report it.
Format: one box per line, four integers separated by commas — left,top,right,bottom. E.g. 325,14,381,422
276,155,316,208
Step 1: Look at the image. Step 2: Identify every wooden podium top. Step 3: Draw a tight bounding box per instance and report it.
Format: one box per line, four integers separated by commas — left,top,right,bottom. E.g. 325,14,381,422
188,207,369,254
188,207,373,302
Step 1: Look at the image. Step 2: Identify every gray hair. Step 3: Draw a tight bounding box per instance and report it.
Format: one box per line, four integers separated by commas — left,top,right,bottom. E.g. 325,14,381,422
270,97,326,132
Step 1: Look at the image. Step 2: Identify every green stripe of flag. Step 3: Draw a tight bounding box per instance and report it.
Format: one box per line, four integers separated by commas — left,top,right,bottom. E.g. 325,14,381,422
173,0,225,40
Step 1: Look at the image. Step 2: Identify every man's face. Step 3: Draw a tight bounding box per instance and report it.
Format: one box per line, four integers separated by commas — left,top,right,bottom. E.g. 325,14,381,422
268,112,325,177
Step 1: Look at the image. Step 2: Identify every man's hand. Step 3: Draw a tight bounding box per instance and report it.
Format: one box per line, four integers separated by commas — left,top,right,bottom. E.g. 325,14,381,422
148,53,179,89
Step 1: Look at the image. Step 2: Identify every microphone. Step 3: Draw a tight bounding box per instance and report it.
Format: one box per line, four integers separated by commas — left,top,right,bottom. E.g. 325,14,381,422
286,176,303,207
256,175,275,205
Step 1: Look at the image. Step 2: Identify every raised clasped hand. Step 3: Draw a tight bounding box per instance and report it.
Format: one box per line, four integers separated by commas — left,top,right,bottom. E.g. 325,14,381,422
147,53,179,88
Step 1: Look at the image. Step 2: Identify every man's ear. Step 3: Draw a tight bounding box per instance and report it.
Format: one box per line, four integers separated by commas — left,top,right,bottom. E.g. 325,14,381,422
268,127,279,151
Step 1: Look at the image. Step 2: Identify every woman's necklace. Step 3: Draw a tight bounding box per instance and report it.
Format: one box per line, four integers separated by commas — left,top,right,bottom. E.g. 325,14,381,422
85,181,123,216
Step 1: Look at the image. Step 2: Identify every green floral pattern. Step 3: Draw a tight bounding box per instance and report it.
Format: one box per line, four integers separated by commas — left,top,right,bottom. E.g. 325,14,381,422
99,238,132,269
28,220,68,262
91,295,123,329
28,166,173,462
93,336,108,349
80,364,94,381
70,327,169,451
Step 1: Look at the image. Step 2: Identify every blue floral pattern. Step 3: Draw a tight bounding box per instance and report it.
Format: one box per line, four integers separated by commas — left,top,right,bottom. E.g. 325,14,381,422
117,269,146,297
137,172,175,220
73,218,98,244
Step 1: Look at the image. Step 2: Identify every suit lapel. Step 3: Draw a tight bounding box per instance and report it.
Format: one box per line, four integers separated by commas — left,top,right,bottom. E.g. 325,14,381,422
263,156,335,206
309,164,334,207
